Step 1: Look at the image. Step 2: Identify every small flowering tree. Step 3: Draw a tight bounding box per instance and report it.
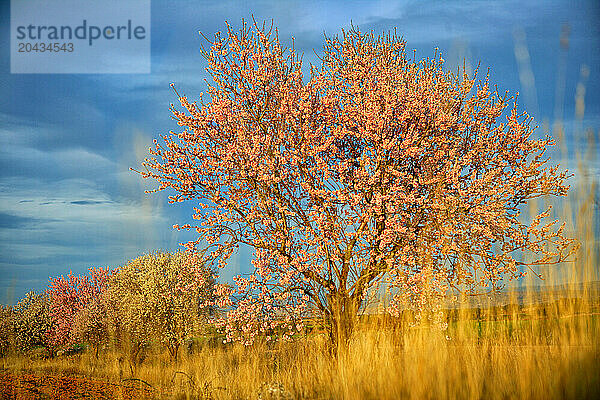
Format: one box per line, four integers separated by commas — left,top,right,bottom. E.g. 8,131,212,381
72,294,110,358
140,21,576,348
47,267,112,351
106,251,214,360
12,291,54,354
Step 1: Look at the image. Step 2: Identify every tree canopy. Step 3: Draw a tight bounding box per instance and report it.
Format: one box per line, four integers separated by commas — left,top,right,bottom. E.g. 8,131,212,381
140,20,576,346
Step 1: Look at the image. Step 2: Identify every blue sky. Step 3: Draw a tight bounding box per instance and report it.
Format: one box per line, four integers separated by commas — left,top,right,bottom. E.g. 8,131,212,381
1,0,599,303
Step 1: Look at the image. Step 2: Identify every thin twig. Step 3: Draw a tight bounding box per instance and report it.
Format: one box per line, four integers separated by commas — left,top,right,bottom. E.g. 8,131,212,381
120,378,156,391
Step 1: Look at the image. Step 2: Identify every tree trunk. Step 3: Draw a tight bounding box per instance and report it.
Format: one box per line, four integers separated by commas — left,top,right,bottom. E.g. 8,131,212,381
325,293,358,356
167,342,179,362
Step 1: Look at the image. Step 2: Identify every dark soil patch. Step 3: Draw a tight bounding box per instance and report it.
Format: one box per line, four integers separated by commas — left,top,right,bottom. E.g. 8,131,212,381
0,371,156,399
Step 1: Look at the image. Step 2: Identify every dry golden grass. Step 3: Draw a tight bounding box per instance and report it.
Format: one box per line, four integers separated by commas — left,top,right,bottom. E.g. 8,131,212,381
2,291,599,400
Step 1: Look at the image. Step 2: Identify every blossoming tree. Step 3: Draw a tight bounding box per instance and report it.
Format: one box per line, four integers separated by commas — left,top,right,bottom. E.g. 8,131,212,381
47,267,112,352
106,251,214,361
139,21,576,347
12,291,53,354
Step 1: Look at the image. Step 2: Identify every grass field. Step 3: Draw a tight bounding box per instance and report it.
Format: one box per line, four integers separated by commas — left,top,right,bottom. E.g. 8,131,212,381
2,294,599,399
